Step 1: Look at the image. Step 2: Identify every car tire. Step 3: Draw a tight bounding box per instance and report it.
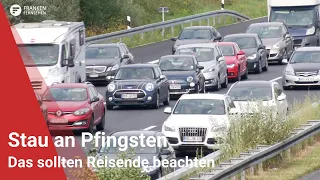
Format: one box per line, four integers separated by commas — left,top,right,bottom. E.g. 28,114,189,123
241,66,248,79
106,105,114,110
195,83,200,93
283,86,291,90
255,60,262,74
262,58,268,71
88,116,94,134
213,77,220,91
156,169,162,179
152,92,160,109
163,90,170,106
96,111,105,131
221,74,228,88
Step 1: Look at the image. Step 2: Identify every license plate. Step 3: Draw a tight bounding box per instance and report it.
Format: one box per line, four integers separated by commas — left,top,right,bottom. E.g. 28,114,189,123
121,94,137,99
183,136,202,142
298,77,314,82
50,118,68,123
170,85,181,89
89,74,98,78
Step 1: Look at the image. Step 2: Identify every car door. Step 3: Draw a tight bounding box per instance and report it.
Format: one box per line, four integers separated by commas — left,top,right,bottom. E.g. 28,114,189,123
216,46,227,82
122,44,134,64
154,67,165,100
90,85,104,112
282,25,294,55
88,86,101,123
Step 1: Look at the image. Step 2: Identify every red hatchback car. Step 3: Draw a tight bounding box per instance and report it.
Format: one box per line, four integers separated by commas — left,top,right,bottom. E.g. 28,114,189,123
41,82,105,134
218,42,248,81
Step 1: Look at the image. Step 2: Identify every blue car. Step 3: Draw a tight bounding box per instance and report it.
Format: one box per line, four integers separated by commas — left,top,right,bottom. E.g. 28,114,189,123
106,64,170,110
158,55,205,95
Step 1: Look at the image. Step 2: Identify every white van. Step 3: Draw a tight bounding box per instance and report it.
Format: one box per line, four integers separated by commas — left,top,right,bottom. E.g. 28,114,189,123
11,20,86,93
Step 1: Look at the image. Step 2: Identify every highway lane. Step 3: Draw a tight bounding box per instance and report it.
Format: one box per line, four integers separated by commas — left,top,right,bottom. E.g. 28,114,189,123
74,17,320,172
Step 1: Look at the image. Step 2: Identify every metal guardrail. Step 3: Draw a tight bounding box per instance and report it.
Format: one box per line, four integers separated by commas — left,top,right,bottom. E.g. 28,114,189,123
85,9,250,45
190,120,320,180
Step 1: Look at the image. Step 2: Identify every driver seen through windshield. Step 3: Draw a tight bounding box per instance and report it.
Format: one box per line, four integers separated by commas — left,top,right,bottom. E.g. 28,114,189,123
115,68,155,80
159,57,195,71
173,99,226,115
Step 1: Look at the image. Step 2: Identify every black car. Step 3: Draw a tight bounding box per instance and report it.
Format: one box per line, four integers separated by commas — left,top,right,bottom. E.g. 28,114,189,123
85,43,134,83
93,130,176,179
158,55,205,95
106,64,170,110
171,26,222,54
222,33,268,73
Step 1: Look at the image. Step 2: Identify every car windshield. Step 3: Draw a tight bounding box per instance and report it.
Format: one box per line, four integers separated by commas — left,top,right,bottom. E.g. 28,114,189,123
178,29,212,40
218,45,235,56
246,26,282,38
85,46,120,59
228,86,272,101
159,57,195,71
173,99,226,115
42,88,88,101
223,37,257,49
115,68,155,80
290,51,320,63
99,136,157,154
176,47,215,62
18,44,59,67
270,7,315,26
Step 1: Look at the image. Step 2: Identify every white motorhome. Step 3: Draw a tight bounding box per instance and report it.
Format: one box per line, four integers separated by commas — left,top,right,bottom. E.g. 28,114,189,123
268,0,320,48
11,20,86,93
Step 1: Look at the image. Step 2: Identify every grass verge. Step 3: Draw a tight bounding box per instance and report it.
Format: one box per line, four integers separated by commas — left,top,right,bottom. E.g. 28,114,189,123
91,0,267,48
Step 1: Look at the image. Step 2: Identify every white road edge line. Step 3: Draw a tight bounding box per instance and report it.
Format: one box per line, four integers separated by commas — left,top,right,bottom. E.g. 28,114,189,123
143,125,157,130
269,76,282,82
148,59,159,64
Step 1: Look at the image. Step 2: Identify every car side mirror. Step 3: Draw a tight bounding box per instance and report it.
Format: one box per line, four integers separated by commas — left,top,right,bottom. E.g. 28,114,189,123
160,75,166,80
198,66,204,70
107,76,115,80
61,57,75,67
91,96,99,103
171,37,177,41
277,93,286,101
218,57,225,62
214,35,222,41
237,50,245,55
164,107,172,114
160,149,171,155
122,54,129,59
284,34,290,39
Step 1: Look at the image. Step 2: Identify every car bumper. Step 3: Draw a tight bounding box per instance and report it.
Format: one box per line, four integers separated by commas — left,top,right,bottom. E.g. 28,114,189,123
48,113,92,131
292,35,318,49
202,72,218,87
227,66,239,78
106,89,157,106
247,59,260,72
266,48,285,61
86,70,117,82
282,74,320,87
168,82,196,95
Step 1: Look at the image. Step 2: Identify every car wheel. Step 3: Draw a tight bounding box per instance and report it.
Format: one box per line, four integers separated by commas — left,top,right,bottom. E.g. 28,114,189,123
241,67,248,79
96,111,105,131
256,60,262,74
213,77,220,91
106,105,114,110
152,92,160,109
262,58,268,71
163,90,170,106
156,169,162,179
221,74,228,88
88,116,94,134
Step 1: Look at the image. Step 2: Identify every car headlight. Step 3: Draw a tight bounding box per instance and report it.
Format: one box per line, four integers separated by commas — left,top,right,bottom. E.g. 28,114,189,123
107,64,119,71
164,125,175,132
107,83,116,92
142,165,157,173
306,26,315,35
187,76,193,82
48,67,60,76
273,42,281,49
145,83,154,91
247,54,257,59
74,108,90,116
284,70,295,76
204,67,215,72
227,64,235,68
190,82,195,87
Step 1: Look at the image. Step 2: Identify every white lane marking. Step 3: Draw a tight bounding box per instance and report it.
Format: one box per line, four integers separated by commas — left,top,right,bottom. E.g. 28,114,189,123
269,76,282,82
148,59,159,64
143,125,157,130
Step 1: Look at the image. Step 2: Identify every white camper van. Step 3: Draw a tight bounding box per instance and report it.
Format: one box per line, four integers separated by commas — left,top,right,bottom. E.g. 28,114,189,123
12,20,86,93
268,0,320,48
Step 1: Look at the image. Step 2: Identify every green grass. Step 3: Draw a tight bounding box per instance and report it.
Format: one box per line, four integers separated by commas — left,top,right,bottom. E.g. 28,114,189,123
89,0,268,48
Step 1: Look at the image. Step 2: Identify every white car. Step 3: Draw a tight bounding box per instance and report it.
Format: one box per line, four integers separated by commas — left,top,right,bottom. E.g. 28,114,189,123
227,80,288,119
161,93,236,153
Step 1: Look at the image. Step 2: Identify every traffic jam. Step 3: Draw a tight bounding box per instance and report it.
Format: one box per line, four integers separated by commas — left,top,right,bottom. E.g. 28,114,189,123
14,0,320,178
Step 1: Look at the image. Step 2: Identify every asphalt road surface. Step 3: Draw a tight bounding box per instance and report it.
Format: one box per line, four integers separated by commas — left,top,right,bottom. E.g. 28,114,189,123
74,16,320,175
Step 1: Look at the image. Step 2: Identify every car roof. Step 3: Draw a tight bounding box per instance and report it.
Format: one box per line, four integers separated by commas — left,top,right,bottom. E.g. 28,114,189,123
177,43,217,49
224,33,257,38
295,46,320,52
217,42,237,46
160,55,195,59
232,80,273,88
179,93,226,100
86,43,122,48
111,130,159,137
49,83,89,88
184,26,213,30
248,22,284,27
120,63,158,68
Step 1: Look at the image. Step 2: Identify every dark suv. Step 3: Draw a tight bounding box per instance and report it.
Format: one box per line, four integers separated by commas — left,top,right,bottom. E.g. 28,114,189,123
85,42,134,83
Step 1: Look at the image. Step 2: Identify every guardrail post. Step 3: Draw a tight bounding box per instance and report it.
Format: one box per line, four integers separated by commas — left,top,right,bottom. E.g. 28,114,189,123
171,26,174,36
257,163,263,175
140,33,144,40
213,17,216,26
224,16,227,25
240,171,246,180
199,20,202,26
161,28,165,37
190,21,193,26
206,19,210,26
181,24,184,29
218,16,221,25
